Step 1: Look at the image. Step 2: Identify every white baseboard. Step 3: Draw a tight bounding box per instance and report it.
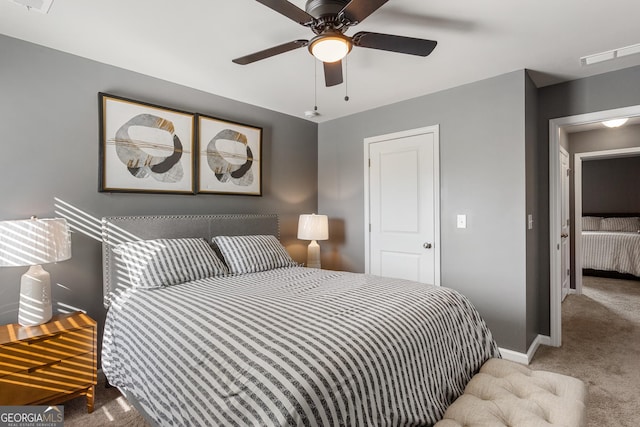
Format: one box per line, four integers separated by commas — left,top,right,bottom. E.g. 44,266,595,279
499,347,529,364
499,334,552,365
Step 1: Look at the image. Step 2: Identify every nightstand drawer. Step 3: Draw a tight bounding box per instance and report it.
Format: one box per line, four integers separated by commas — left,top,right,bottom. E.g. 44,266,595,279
0,326,93,376
0,312,97,412
0,352,95,405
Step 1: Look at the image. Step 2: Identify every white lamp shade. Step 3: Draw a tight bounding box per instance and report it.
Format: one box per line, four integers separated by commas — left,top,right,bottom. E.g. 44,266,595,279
0,217,71,326
0,218,71,267
297,214,329,241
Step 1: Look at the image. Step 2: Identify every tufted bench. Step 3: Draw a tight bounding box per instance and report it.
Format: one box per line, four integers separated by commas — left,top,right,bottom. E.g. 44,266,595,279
435,358,587,426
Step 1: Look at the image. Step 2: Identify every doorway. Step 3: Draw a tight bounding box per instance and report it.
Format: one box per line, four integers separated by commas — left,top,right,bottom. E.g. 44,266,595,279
573,147,640,293
363,125,441,285
549,105,640,347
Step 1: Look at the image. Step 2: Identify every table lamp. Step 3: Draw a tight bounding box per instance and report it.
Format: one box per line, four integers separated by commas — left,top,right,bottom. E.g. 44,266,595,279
297,214,328,269
0,217,71,326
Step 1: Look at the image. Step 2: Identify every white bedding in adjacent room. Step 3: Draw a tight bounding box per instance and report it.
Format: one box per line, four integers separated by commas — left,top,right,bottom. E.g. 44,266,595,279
582,231,640,277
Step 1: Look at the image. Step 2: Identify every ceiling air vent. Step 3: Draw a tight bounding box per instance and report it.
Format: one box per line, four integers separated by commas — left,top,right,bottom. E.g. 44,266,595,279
7,0,54,13
581,42,640,66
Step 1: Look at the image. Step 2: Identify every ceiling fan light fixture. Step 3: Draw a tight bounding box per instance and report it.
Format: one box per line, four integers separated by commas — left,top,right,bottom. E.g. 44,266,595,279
602,118,629,128
309,34,352,63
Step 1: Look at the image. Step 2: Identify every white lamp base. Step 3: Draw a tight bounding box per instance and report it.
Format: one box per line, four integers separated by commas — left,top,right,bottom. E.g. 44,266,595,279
306,240,321,269
18,264,53,326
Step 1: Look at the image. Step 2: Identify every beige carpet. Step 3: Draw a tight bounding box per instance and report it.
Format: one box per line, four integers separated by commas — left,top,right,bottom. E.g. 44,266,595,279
530,275,640,427
62,378,148,426
62,275,640,426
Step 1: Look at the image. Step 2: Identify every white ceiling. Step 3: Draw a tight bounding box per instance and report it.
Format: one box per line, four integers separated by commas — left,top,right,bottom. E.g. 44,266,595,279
2,0,640,122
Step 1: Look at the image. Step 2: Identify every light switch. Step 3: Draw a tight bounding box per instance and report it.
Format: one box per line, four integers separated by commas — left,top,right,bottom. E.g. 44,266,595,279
528,214,534,230
457,214,466,229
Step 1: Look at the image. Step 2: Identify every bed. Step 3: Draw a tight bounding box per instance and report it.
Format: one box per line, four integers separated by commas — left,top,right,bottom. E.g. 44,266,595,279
100,214,499,426
582,215,640,278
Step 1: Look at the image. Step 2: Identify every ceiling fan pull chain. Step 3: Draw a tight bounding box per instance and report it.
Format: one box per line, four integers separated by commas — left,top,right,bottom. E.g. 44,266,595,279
344,55,350,102
314,59,319,111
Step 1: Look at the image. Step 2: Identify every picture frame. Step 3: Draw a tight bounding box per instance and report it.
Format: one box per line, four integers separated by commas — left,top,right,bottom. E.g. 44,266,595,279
197,114,262,196
99,93,196,194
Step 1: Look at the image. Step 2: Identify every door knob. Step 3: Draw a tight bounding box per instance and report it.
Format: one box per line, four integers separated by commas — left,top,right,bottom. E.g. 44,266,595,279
423,242,432,249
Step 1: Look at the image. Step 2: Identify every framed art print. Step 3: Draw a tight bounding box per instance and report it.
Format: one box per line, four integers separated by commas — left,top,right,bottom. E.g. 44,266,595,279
99,93,195,194
197,114,262,195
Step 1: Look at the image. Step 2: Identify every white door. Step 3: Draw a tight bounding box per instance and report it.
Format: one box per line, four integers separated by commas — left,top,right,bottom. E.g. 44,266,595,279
366,126,439,285
560,147,571,301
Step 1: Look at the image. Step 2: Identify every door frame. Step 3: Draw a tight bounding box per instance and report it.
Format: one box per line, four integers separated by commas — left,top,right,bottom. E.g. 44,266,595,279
363,125,441,285
549,105,640,347
573,146,640,294
559,145,570,301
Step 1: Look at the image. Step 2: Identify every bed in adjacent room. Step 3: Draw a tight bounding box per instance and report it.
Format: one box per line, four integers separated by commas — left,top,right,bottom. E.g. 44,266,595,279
100,214,499,427
582,215,640,278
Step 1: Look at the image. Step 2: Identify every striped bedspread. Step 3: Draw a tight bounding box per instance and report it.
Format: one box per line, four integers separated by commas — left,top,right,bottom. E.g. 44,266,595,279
582,231,640,277
102,267,499,426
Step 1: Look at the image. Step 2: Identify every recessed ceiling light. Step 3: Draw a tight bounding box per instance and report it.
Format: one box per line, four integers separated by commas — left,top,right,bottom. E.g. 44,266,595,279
580,42,640,66
7,0,53,13
602,118,629,128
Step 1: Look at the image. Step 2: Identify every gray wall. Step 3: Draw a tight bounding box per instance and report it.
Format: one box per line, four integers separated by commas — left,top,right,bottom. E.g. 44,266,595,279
0,35,318,353
582,156,640,214
537,65,640,333
525,72,541,348
568,125,640,217
569,123,640,245
569,123,640,154
318,70,532,352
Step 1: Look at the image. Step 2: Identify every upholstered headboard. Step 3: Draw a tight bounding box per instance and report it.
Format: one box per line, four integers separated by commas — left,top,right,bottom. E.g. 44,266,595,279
101,214,279,308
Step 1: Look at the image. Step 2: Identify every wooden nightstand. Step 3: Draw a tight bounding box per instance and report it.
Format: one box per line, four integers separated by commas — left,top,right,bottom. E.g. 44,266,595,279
0,311,97,412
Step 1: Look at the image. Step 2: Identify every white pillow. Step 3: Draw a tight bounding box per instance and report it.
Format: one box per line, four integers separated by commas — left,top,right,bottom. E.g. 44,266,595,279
213,235,297,274
582,216,602,231
600,217,640,232
115,238,228,289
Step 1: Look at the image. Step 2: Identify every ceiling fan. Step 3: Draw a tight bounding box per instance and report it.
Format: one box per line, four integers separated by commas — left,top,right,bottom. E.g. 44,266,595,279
232,0,438,87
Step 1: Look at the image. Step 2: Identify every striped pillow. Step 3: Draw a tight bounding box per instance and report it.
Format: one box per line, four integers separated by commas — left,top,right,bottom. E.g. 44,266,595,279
213,235,297,274
115,238,228,289
600,217,640,232
582,216,602,231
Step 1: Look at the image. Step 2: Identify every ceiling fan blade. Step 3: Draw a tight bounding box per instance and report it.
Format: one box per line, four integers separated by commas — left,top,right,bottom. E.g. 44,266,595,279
340,0,389,24
324,61,343,87
256,0,315,25
233,40,308,65
352,32,437,56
